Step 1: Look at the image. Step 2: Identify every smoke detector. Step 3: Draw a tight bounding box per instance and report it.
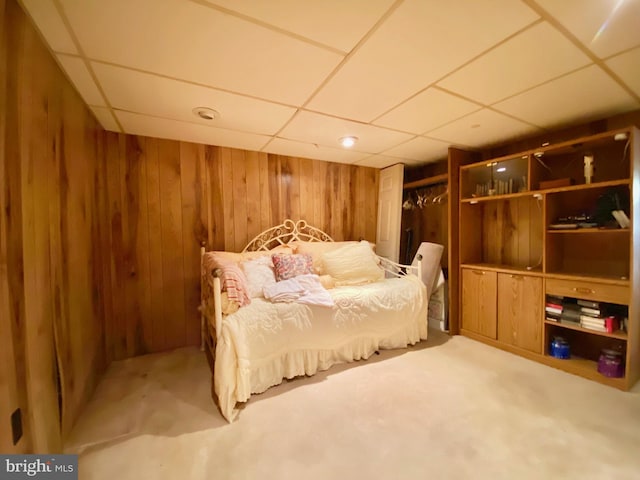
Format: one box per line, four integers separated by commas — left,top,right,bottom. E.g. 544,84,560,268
193,107,219,121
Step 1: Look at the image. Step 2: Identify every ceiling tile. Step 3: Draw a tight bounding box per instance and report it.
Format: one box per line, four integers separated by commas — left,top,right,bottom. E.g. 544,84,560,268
92,63,296,135
534,0,640,58
116,111,270,151
59,0,343,106
606,47,640,97
382,137,450,162
493,65,639,129
306,0,539,122
373,88,481,134
263,138,367,164
90,106,120,132
437,22,592,105
354,155,406,169
56,54,105,106
21,0,78,54
280,111,413,154
201,0,394,53
427,109,540,147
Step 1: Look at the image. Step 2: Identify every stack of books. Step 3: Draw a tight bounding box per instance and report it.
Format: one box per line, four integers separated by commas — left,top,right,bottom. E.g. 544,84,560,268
578,300,619,333
545,296,583,325
560,301,582,326
546,296,625,334
545,295,563,322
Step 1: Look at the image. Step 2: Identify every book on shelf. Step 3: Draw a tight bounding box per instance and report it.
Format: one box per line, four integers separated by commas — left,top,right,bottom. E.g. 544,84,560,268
577,299,599,309
560,318,580,326
545,306,563,315
547,295,564,302
561,307,582,322
581,307,603,316
580,315,605,326
546,316,560,322
581,323,607,333
579,315,620,333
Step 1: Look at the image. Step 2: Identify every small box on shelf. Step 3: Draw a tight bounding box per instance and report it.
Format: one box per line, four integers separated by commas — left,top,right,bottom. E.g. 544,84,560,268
539,178,573,190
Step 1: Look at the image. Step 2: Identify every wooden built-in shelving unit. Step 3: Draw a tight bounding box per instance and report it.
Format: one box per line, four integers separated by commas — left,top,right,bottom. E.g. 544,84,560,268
456,126,639,391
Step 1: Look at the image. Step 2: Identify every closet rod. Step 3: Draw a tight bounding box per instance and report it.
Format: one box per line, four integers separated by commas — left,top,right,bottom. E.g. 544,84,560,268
403,173,448,190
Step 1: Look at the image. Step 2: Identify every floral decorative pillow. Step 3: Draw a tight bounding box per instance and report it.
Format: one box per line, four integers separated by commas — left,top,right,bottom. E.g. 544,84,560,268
271,253,314,281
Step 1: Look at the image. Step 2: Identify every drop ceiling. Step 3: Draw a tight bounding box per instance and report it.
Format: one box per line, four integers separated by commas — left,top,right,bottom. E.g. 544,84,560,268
20,0,640,168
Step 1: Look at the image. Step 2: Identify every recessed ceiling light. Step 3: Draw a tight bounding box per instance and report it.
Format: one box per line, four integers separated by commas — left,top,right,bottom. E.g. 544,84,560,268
496,167,506,172
339,136,358,148
193,107,219,121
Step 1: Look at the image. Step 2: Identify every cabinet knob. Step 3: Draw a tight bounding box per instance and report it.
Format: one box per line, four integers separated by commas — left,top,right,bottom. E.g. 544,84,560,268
472,270,485,275
572,287,595,294
510,274,523,279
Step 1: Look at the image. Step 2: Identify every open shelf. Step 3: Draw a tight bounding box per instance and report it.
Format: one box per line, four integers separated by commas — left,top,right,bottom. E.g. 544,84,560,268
461,179,630,204
542,178,629,194
544,320,627,340
547,227,629,234
542,355,627,389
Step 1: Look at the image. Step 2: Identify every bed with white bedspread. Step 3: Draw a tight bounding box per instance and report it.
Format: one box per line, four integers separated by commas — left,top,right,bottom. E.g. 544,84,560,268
200,220,432,422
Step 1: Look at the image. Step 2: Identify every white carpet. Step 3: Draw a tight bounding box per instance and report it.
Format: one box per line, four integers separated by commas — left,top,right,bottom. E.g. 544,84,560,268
65,330,640,480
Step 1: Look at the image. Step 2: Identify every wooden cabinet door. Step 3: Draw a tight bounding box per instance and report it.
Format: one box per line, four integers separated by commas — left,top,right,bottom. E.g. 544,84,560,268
497,274,542,353
461,269,497,339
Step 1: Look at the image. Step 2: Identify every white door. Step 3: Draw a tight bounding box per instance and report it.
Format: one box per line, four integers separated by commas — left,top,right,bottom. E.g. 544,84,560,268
376,164,403,262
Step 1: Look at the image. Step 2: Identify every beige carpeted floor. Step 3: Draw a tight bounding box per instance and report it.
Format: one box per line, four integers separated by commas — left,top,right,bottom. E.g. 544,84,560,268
65,330,640,480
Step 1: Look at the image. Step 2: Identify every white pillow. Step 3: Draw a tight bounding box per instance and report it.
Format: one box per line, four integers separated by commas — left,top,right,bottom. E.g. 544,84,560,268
241,256,276,298
290,240,358,274
321,241,384,286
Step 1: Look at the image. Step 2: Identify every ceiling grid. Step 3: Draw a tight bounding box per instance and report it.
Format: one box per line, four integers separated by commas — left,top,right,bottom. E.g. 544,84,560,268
19,0,640,167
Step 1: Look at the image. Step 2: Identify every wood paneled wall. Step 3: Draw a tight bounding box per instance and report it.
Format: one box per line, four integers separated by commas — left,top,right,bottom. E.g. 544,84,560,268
1,0,107,452
103,134,379,360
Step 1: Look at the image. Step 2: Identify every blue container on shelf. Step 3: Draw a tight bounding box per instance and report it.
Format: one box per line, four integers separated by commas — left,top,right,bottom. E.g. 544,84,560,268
550,337,570,359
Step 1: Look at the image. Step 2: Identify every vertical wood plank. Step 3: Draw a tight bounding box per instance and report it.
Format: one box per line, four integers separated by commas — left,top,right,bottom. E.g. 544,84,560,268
124,135,152,355
0,0,31,452
106,134,126,359
95,130,114,364
220,148,235,250
341,164,354,240
299,158,314,225
354,166,366,240
158,138,185,349
231,149,248,251
268,154,281,226
312,160,328,233
364,167,379,242
244,150,261,243
180,141,207,346
145,137,165,353
280,156,301,221
206,146,225,250
258,152,272,232
3,0,32,445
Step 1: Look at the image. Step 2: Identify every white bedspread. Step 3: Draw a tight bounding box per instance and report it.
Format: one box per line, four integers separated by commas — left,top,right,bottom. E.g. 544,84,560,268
214,275,428,422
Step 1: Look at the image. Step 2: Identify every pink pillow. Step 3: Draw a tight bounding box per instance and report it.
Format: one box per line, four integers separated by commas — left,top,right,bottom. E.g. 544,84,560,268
271,253,314,281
